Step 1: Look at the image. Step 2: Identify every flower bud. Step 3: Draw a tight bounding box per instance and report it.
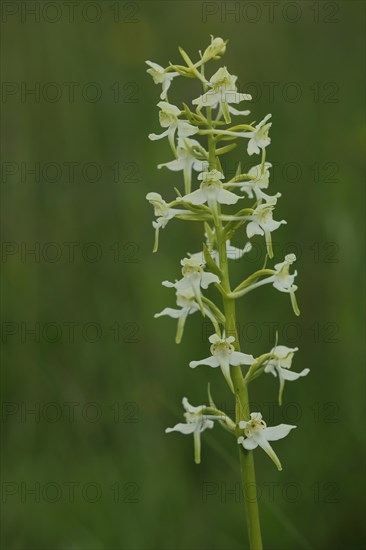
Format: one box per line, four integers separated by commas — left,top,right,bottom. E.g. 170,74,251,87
202,36,227,63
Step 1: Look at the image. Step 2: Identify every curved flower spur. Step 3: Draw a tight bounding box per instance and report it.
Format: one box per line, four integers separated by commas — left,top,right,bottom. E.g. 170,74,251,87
146,35,309,550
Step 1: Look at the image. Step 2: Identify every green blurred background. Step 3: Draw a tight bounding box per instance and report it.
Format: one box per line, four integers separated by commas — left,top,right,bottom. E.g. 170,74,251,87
1,1,365,549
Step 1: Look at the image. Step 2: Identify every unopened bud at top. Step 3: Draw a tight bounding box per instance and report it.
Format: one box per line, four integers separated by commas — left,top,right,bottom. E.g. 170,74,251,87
201,36,227,63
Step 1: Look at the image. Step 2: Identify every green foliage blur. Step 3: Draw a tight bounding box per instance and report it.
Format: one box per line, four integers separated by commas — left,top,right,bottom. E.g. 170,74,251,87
2,1,365,549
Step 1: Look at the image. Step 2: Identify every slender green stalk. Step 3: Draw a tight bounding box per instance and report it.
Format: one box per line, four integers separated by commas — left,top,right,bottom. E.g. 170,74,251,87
206,110,263,550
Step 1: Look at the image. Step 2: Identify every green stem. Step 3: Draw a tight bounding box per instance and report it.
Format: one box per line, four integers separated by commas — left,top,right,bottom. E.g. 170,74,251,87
206,106,263,550
219,233,263,550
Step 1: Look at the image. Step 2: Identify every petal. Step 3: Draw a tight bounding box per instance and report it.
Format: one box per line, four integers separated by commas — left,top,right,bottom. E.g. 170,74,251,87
247,139,260,156
162,280,176,288
158,159,184,171
145,60,164,71
193,91,218,108
272,345,299,358
238,420,249,429
193,159,205,172
263,424,296,441
281,368,310,381
160,78,172,100
189,356,220,369
189,276,204,313
259,113,272,127
175,309,190,344
253,432,283,470
264,219,286,232
242,436,259,450
273,280,290,294
209,334,220,344
201,419,215,431
182,397,200,413
228,105,251,116
201,271,220,288
188,251,205,264
227,244,251,260
236,93,252,102
219,362,234,393
217,189,240,205
158,101,181,115
246,221,264,238
264,363,277,377
165,422,196,435
154,307,183,319
230,351,255,366
178,121,199,137
182,189,207,205
149,129,170,141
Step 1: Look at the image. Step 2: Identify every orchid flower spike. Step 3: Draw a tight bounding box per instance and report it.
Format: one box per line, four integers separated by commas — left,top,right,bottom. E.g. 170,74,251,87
238,412,296,470
264,345,309,404
190,334,255,393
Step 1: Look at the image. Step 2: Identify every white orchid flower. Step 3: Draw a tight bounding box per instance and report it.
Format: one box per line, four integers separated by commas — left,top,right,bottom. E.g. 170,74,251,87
243,114,272,155
162,257,220,313
272,254,300,315
145,61,179,100
231,162,273,200
146,192,188,252
190,334,255,393
238,412,296,471
182,170,241,223
158,137,206,194
149,101,198,152
246,198,286,258
264,345,309,405
165,397,224,464
155,288,219,344
234,254,300,316
192,67,252,123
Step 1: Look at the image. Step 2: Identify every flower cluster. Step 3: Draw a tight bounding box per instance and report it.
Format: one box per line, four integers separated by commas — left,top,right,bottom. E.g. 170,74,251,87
146,37,308,471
